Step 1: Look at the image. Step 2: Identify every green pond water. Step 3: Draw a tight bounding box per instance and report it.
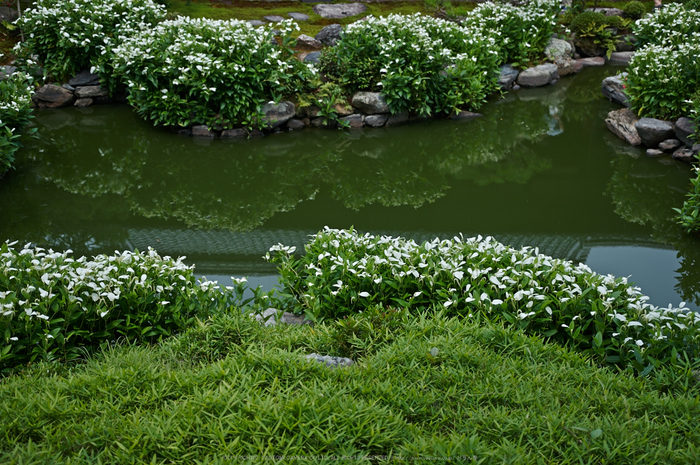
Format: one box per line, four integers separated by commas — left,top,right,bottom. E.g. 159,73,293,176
2,65,699,309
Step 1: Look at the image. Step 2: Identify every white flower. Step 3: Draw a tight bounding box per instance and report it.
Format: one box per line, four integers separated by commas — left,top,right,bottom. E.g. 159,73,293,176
358,292,370,298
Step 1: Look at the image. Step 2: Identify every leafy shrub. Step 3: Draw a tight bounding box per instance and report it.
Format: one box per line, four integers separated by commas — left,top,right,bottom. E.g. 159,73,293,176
104,17,313,129
570,11,607,35
321,13,502,116
674,162,700,234
14,0,166,82
0,242,235,373
623,1,647,20
633,3,700,48
462,0,560,67
0,67,34,177
267,228,700,375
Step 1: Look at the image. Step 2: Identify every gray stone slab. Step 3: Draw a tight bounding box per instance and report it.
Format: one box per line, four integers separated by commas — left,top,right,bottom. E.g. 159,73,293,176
313,3,367,19
288,12,309,21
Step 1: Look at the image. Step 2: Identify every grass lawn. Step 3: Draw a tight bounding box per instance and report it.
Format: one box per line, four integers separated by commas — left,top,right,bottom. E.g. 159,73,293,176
1,310,699,463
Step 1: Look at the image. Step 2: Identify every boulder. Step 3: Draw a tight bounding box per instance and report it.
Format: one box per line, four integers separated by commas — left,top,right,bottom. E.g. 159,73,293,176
288,12,310,21
220,128,248,138
74,98,94,107
364,114,389,127
694,144,700,156
601,73,629,107
192,125,215,138
0,6,18,22
609,51,634,63
68,69,100,87
339,114,363,128
351,92,389,114
449,111,482,121
555,57,582,77
576,57,606,67
296,34,322,50
675,117,697,147
673,147,696,163
517,63,559,87
605,108,641,146
75,85,109,99
296,104,319,119
498,64,519,90
311,117,336,128
286,119,305,130
658,139,683,152
646,148,665,158
304,51,322,64
261,101,295,129
576,38,607,58
305,353,353,368
333,102,354,116
385,111,409,127
544,38,574,62
615,34,637,52
32,84,75,108
0,65,17,80
315,24,343,46
635,118,675,148
313,3,367,19
263,15,285,22
248,20,266,26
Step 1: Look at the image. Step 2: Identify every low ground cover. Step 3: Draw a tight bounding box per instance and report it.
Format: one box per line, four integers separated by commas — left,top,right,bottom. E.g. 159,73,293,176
1,309,699,462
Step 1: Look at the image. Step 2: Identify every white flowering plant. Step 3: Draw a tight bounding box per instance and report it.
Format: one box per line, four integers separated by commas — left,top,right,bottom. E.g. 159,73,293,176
0,241,251,374
624,4,700,120
321,13,502,116
0,65,35,177
267,228,700,375
14,0,166,82
103,17,313,129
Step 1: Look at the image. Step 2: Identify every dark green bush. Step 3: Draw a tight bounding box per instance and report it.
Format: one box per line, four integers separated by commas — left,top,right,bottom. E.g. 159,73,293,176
570,11,608,34
604,15,623,29
0,71,35,177
623,1,647,19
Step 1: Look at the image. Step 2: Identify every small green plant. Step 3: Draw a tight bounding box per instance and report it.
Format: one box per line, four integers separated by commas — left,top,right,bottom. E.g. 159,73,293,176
331,305,407,359
623,1,646,20
674,162,700,234
298,82,350,128
570,11,617,58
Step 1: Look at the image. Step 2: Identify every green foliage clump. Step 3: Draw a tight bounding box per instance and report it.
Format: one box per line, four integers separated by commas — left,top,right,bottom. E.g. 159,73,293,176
569,10,617,58
321,13,502,116
268,228,700,376
14,0,166,82
0,68,34,176
0,242,237,374
570,11,607,35
675,161,700,234
623,1,647,20
104,17,313,129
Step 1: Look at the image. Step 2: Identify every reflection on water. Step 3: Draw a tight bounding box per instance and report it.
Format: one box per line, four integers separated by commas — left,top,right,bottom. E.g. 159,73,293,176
1,65,699,308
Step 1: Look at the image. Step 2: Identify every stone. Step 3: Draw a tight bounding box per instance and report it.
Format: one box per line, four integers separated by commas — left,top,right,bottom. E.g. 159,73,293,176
364,114,389,127
675,117,697,147
615,34,637,52
332,103,354,116
315,24,343,46
261,101,295,129
339,114,363,128
587,7,624,16
605,108,641,146
555,57,583,77
304,51,321,64
74,98,94,107
498,64,519,90
610,51,634,63
544,38,574,62
313,3,366,19
385,111,409,127
673,147,696,163
576,57,606,67
220,128,248,138
296,104,319,119
576,38,606,58
305,353,353,368
248,20,265,26
658,139,683,152
449,111,483,121
192,125,215,138
288,12,309,21
62,84,75,92
252,308,281,327
635,118,675,148
296,34,322,50
517,63,559,87
32,84,75,108
0,6,18,22
249,129,265,138
311,117,336,129
280,312,313,325
68,69,100,87
75,85,109,99
646,148,665,158
694,144,700,156
263,15,285,23
351,91,389,115
0,65,17,80
601,73,629,107
286,118,305,130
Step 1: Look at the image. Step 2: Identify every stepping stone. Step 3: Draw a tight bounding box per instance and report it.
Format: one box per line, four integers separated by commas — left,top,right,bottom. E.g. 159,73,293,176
576,57,605,67
313,3,367,19
263,15,285,23
248,20,265,26
610,51,634,63
288,12,309,21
